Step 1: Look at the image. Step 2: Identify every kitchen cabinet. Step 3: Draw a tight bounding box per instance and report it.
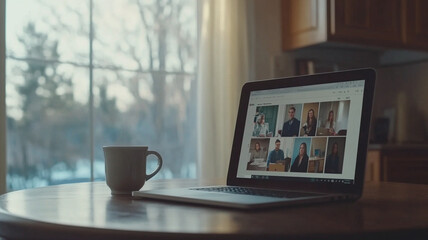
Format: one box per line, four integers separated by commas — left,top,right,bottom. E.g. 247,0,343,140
406,0,428,49
365,145,428,184
330,0,402,46
282,0,327,50
282,0,428,51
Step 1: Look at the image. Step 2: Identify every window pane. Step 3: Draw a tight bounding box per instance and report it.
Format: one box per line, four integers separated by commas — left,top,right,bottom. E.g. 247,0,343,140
5,0,198,190
6,60,91,190
92,0,198,179
6,0,89,64
93,69,197,179
93,0,197,73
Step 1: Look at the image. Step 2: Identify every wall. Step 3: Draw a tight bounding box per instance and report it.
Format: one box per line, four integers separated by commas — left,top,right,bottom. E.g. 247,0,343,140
251,0,283,80
374,62,428,142
310,137,327,157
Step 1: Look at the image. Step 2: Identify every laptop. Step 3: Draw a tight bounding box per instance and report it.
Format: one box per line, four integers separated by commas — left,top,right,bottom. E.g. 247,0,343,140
133,68,376,209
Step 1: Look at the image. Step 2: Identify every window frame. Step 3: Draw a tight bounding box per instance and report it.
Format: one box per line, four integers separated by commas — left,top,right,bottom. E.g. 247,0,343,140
1,0,6,194
2,0,199,191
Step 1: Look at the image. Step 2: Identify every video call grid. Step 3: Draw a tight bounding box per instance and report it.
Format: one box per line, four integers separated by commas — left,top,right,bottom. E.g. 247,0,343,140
248,100,350,175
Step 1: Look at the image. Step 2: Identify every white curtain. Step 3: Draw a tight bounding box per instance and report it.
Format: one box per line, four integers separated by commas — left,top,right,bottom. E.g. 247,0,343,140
197,0,249,181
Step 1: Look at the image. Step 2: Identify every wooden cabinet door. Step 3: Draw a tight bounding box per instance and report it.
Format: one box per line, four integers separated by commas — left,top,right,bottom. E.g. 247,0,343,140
282,0,327,50
405,0,428,50
381,149,428,184
365,150,381,182
329,0,403,47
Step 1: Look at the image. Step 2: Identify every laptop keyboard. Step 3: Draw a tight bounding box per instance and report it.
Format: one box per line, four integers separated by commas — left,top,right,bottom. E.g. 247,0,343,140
190,186,321,199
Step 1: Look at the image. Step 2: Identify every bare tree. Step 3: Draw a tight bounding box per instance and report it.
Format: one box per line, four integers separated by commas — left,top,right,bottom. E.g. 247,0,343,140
8,0,198,188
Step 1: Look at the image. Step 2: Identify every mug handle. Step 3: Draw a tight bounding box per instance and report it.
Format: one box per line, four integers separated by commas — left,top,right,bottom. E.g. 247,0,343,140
146,151,163,181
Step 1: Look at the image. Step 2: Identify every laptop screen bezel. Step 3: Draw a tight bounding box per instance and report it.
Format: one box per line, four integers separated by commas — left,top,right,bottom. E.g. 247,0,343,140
226,68,376,195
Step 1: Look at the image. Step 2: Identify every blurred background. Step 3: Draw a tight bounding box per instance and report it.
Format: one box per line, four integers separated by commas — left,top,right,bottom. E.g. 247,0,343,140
1,0,428,192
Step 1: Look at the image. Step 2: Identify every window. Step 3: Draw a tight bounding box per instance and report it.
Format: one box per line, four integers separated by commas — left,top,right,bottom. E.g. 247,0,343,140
6,0,198,190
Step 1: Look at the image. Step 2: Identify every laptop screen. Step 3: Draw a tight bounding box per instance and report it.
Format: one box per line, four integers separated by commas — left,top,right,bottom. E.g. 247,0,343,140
236,80,365,185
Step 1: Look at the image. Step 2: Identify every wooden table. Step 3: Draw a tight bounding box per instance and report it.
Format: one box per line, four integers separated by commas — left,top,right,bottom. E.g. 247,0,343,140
1,180,428,240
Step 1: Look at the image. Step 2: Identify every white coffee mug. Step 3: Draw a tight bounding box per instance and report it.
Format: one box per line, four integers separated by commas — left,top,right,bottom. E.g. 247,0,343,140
103,146,163,195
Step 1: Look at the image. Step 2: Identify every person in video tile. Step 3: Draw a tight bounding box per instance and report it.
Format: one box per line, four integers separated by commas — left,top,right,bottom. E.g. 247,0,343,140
252,113,270,137
290,142,309,172
266,139,284,167
325,142,341,173
249,141,266,163
303,109,317,136
325,110,336,135
281,106,300,137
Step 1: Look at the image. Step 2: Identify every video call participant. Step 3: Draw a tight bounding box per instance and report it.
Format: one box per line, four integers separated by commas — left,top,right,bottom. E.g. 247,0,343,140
252,113,270,137
249,141,266,162
303,109,317,136
325,142,342,173
281,106,300,137
325,110,336,136
266,139,284,169
290,142,309,172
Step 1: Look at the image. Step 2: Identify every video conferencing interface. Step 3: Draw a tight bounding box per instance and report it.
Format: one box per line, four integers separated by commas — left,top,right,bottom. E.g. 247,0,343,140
236,80,365,184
